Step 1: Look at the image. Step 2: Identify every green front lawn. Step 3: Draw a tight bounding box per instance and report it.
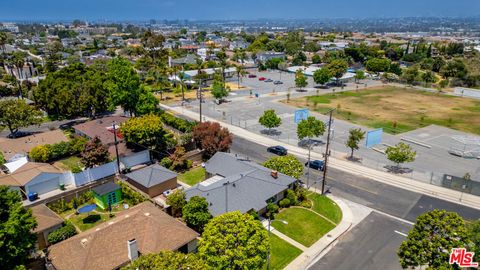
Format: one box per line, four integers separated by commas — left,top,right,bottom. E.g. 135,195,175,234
307,193,343,224
266,233,302,270
272,208,335,247
177,167,206,186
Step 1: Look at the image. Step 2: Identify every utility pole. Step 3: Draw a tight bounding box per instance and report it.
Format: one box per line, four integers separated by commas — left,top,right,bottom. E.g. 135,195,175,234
112,121,121,174
322,109,335,194
223,181,229,213
198,78,203,123
306,140,312,189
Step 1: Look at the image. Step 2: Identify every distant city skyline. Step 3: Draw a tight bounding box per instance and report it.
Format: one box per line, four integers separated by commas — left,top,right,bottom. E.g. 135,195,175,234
1,0,480,21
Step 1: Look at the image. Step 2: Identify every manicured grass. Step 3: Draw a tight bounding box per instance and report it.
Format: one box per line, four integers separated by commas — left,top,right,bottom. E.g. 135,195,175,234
177,167,206,186
67,203,126,232
272,208,335,247
287,86,480,135
53,156,83,171
307,193,343,224
265,233,302,270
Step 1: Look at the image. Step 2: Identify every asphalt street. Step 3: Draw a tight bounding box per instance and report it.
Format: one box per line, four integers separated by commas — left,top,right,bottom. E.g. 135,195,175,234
308,212,410,270
231,135,480,269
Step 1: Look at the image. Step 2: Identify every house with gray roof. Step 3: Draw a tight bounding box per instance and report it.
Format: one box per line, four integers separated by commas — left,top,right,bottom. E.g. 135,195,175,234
185,152,296,217
125,164,178,198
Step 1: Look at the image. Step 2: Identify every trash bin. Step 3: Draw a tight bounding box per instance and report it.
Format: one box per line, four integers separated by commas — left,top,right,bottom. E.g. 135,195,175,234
59,183,65,190
28,192,38,201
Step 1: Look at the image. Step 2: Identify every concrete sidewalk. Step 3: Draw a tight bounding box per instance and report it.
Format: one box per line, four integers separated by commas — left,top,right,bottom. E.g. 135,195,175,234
162,104,480,211
261,219,307,252
284,193,354,270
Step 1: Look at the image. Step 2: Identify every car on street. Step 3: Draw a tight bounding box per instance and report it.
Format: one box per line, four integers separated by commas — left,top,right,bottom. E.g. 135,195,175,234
305,160,325,171
7,131,33,139
248,74,257,78
267,145,288,156
273,80,283,85
264,79,273,82
259,77,266,81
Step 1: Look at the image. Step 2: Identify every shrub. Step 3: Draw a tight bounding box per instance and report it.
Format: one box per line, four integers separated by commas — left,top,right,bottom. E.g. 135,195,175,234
267,203,279,217
118,181,146,206
47,223,77,244
285,189,298,206
28,137,87,163
299,200,312,208
160,157,173,168
29,145,50,162
48,198,71,214
279,198,291,208
248,209,260,220
185,159,193,170
295,187,308,202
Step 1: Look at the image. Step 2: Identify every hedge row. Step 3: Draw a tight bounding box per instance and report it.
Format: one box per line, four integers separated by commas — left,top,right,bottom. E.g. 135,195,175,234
47,222,77,245
159,112,197,133
29,137,87,163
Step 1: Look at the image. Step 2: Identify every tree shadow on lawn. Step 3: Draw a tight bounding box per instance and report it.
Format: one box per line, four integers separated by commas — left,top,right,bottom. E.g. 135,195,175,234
82,214,101,224
260,129,282,136
384,165,413,174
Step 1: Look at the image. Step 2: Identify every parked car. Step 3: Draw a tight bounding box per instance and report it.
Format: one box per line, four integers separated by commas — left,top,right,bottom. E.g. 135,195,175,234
274,80,283,85
259,77,266,81
7,131,33,139
248,74,257,78
305,160,324,171
267,145,288,156
265,79,273,82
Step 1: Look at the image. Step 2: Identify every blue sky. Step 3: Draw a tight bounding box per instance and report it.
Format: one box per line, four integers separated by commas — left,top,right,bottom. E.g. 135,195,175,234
1,0,479,21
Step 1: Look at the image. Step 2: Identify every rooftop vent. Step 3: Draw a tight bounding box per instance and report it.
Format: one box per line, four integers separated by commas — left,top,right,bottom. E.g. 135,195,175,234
80,238,88,248
144,212,150,216
271,170,278,179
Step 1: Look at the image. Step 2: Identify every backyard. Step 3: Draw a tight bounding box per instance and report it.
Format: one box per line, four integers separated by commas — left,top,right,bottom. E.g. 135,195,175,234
53,156,83,172
286,86,480,135
177,167,206,186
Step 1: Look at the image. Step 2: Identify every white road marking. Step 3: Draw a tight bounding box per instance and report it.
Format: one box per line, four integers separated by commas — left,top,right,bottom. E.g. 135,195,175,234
394,230,408,237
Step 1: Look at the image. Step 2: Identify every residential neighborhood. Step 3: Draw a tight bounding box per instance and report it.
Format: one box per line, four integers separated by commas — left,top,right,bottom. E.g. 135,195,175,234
1,1,480,270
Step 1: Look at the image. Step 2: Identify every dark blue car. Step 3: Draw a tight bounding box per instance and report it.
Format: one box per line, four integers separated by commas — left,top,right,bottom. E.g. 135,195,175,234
305,160,324,171
267,146,288,156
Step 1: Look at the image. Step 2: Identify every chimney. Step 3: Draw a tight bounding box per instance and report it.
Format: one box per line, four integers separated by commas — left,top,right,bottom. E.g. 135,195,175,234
271,170,278,179
127,239,138,261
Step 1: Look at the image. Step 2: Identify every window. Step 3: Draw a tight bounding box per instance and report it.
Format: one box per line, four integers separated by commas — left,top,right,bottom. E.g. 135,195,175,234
107,192,117,205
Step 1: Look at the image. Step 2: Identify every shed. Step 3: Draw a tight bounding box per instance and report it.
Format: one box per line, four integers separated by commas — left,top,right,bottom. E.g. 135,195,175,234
92,182,122,209
125,164,177,198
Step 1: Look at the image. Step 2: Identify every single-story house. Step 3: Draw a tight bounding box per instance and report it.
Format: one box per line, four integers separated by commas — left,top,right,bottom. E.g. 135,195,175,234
72,116,130,158
31,204,64,249
185,152,297,217
0,130,69,161
125,164,177,198
47,202,199,270
92,182,122,210
181,67,236,81
256,51,286,64
0,162,71,198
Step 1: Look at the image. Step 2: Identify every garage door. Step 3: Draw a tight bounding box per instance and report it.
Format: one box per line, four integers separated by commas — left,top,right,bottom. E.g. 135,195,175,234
27,177,60,195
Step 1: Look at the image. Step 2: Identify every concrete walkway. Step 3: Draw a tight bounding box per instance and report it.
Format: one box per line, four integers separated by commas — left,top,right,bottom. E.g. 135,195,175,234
161,104,480,211
284,193,354,270
261,219,307,252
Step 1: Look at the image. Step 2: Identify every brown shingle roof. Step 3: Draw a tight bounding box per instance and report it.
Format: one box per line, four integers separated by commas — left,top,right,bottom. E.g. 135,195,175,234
73,116,128,146
48,202,198,270
0,130,68,160
0,162,62,186
31,204,64,233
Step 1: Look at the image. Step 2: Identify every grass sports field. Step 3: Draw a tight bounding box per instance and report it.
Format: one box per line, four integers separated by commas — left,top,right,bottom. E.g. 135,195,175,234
287,86,480,135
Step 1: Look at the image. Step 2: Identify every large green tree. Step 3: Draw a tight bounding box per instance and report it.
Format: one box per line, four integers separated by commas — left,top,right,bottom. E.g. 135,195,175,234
211,79,229,103
365,58,391,74
182,196,212,232
398,210,471,269
297,116,326,140
106,57,157,116
120,114,174,151
263,154,304,179
295,69,308,90
0,186,37,269
199,211,269,270
259,109,282,132
313,68,332,85
346,128,365,159
0,99,42,137
326,59,348,86
385,142,416,168
35,62,110,118
122,251,206,270
166,188,187,218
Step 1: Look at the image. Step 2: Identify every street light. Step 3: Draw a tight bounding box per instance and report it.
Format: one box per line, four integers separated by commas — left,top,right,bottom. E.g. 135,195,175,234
267,217,288,270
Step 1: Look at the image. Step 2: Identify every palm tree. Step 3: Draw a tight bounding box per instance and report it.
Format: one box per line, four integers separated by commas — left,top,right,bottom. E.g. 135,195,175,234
235,65,246,89
0,32,7,54
178,72,186,102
